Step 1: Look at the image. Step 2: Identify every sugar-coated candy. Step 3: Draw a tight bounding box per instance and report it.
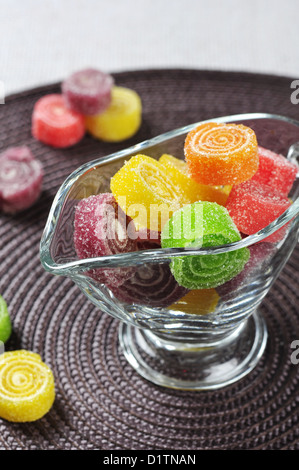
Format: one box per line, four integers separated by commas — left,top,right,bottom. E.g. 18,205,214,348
0,295,12,343
225,180,291,242
110,154,184,231
0,350,55,422
161,201,250,289
0,146,43,214
251,146,298,196
168,288,220,315
74,193,138,286
85,86,142,142
159,153,231,206
62,68,114,116
110,262,188,308
184,122,259,185
32,94,85,148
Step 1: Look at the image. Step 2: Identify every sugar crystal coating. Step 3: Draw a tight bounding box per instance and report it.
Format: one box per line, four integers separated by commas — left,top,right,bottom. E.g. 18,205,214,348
0,350,55,422
161,201,250,289
32,94,85,148
250,146,298,196
225,179,291,242
74,193,138,287
184,122,259,185
0,146,43,213
62,68,114,115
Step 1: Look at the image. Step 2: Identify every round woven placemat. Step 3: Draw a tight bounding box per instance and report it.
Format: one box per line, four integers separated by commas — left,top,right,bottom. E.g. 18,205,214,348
0,69,299,450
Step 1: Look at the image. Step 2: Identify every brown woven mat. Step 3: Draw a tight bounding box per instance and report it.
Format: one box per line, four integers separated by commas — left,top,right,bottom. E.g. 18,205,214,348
0,69,298,450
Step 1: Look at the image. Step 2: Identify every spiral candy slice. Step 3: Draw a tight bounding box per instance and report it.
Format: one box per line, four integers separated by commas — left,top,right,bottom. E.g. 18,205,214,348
0,350,55,422
161,201,250,289
0,146,43,214
159,153,231,206
85,86,142,142
110,154,184,231
184,122,259,185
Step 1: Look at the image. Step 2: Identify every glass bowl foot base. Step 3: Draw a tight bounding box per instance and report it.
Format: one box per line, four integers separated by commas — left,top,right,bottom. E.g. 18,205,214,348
119,310,268,390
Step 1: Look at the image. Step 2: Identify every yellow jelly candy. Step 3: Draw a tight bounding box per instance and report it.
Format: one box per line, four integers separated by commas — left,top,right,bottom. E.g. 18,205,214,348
168,288,220,315
159,153,231,206
110,154,184,231
0,350,55,422
85,86,142,142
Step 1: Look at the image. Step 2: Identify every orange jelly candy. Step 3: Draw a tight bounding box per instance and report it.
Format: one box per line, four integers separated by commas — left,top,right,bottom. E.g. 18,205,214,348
184,122,259,186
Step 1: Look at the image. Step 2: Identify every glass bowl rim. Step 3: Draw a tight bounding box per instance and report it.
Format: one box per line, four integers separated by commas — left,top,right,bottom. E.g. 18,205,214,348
40,112,299,276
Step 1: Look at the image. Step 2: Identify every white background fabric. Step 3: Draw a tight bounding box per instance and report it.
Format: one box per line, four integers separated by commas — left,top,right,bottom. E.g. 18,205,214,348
1,0,298,96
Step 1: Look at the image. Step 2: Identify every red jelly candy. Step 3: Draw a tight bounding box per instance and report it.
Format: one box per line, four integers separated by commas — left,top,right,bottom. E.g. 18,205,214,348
251,146,298,196
226,180,291,242
62,68,114,116
74,193,137,286
32,94,85,148
0,146,43,214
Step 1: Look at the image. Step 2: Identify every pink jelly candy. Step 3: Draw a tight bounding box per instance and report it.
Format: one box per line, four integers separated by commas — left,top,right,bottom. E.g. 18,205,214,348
226,180,291,242
74,193,137,286
0,146,43,214
62,68,114,116
251,146,298,196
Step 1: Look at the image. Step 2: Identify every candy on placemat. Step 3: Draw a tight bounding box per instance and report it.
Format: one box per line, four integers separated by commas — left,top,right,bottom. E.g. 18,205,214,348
250,146,298,196
85,86,142,142
110,262,188,308
0,295,12,343
62,68,114,116
0,146,43,214
225,180,292,242
74,193,138,286
168,288,220,315
32,94,85,148
161,201,250,289
159,153,231,206
0,350,55,422
184,122,259,185
110,154,184,231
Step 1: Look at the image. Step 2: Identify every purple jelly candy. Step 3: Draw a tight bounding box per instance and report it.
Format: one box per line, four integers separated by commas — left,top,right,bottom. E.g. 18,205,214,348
110,262,189,308
74,193,137,286
0,146,43,214
62,68,114,116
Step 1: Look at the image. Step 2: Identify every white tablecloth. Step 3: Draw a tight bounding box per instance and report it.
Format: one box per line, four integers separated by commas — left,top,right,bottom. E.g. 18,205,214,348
1,0,298,97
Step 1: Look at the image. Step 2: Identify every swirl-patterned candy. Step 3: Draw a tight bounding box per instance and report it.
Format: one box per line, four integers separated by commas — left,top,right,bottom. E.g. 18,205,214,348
111,154,184,231
0,146,43,214
0,350,55,422
184,122,259,185
161,201,250,289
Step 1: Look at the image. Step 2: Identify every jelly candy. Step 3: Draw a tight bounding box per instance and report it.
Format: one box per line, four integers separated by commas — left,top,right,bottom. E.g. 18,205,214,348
110,263,188,308
0,295,11,344
32,94,85,148
110,154,184,231
0,350,55,422
74,193,137,286
225,179,291,242
184,122,259,185
161,201,250,289
168,288,220,315
85,86,142,142
251,146,298,196
62,68,114,115
0,146,43,214
159,153,231,206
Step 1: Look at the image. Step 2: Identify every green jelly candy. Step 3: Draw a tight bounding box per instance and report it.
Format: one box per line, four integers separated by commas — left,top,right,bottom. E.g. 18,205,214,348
161,201,250,289
0,295,12,344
